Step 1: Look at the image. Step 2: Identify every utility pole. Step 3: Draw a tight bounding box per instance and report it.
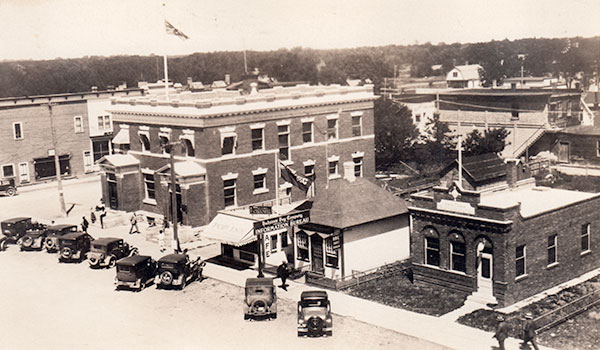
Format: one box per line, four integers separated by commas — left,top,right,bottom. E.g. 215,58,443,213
46,103,67,217
166,141,182,253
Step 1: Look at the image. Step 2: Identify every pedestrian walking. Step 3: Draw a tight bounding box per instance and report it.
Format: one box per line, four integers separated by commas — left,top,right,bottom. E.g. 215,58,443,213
90,208,96,224
158,229,166,253
521,312,540,350
98,199,106,229
276,260,290,291
129,212,140,234
81,216,89,233
493,315,509,350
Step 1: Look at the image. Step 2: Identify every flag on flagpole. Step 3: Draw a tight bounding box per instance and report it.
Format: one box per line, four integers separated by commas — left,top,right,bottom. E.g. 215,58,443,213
165,20,189,40
279,160,312,193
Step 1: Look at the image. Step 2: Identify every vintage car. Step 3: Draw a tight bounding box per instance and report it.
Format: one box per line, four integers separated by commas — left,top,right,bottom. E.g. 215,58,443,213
297,290,333,337
1,217,32,251
244,277,277,320
115,255,157,292
57,232,94,263
44,224,78,253
154,253,205,290
88,237,138,268
0,178,17,197
18,222,49,251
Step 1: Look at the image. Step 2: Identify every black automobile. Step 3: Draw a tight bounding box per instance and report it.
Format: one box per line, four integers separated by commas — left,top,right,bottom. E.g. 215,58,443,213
297,290,333,337
44,224,78,253
154,253,205,290
244,277,277,320
0,178,17,197
57,232,94,263
115,255,157,292
18,222,49,251
88,237,138,268
1,217,32,251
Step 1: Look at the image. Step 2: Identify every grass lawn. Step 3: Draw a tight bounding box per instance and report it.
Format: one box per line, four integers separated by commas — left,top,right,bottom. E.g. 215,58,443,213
345,272,468,317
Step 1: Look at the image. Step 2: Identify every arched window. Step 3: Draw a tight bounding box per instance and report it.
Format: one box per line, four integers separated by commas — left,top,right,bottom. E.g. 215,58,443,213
423,227,440,267
159,136,170,154
182,138,194,157
449,231,466,273
139,133,150,152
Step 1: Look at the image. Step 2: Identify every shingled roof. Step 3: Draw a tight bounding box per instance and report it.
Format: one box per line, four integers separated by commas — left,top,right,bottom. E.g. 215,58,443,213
309,178,408,229
440,153,506,185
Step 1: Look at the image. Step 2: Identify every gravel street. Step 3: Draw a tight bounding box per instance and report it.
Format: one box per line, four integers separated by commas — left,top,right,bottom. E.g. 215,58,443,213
0,177,447,350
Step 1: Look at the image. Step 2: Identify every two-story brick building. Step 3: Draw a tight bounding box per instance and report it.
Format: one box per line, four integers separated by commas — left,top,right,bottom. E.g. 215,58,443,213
409,153,600,307
98,83,378,228
0,88,143,185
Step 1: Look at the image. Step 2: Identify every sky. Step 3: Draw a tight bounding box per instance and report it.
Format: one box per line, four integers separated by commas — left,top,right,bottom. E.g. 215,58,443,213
1,0,599,61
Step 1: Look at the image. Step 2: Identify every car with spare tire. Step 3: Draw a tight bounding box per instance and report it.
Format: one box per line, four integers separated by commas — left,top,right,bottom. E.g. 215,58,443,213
1,217,32,251
44,224,78,253
115,255,157,292
244,277,277,320
88,237,138,268
297,290,333,337
155,253,205,290
57,232,94,263
18,222,49,251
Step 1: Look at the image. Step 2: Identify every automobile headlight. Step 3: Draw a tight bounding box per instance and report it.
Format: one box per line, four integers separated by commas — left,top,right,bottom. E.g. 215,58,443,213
298,319,305,325
326,317,332,324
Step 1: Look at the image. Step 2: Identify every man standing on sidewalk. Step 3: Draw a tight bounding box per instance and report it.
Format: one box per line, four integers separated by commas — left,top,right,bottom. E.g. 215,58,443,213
129,212,140,234
493,315,509,350
277,260,290,291
521,312,540,350
81,216,89,233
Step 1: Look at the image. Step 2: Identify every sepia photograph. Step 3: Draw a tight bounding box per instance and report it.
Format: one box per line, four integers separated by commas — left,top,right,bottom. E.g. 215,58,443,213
1,1,599,349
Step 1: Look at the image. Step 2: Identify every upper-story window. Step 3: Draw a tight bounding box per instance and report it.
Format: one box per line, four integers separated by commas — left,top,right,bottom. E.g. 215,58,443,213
302,121,313,143
304,160,315,181
252,168,268,195
182,138,194,157
73,116,83,133
98,115,111,130
328,155,339,179
220,127,237,156
352,153,363,177
278,124,290,160
223,178,237,208
159,135,170,154
251,126,264,151
327,116,338,140
139,132,151,153
13,122,23,140
351,113,362,137
452,71,458,78
516,245,526,277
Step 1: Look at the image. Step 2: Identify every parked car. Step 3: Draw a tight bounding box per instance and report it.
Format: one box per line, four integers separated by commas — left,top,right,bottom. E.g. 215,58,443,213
115,255,157,292
18,222,49,251
0,178,17,197
57,232,94,263
297,290,333,337
44,224,78,253
88,237,138,268
244,277,277,320
1,217,32,251
155,253,205,290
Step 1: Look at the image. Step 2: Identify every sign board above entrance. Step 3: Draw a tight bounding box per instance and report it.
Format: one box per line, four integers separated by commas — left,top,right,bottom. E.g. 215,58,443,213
253,210,310,235
436,199,475,215
249,205,273,215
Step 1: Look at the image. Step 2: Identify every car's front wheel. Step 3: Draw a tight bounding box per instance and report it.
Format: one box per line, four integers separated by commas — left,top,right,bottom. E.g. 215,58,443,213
160,271,173,285
5,187,16,196
44,238,55,251
108,256,117,268
61,247,72,259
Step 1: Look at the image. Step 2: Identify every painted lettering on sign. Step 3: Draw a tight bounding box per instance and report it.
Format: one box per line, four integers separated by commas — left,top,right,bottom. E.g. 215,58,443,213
436,199,475,215
253,210,310,235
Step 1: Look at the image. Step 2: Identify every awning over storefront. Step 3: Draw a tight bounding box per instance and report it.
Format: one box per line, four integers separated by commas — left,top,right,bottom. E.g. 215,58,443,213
201,213,257,247
111,128,130,145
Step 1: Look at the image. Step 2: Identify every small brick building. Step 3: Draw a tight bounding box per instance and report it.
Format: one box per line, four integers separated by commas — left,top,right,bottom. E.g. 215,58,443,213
409,153,600,307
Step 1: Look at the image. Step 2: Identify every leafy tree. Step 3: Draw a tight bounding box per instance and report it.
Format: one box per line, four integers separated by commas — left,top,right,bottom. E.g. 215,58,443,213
374,97,418,170
462,128,510,156
412,113,457,170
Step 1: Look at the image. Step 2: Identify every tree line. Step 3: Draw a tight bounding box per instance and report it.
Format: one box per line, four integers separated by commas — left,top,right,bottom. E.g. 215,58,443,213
1,36,599,98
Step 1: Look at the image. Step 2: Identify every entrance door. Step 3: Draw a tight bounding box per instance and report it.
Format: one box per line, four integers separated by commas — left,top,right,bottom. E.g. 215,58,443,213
168,185,183,224
310,234,324,274
558,142,570,163
107,173,118,209
476,244,494,298
83,151,93,173
18,162,29,184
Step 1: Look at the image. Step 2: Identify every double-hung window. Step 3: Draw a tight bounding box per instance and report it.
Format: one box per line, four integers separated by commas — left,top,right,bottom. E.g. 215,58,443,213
251,125,264,151
327,117,338,140
547,234,558,266
278,124,290,160
297,231,309,261
143,172,156,201
516,245,526,277
581,223,591,253
325,237,339,268
351,113,362,137
13,122,23,140
302,121,313,143
423,227,440,267
450,232,466,273
223,178,237,208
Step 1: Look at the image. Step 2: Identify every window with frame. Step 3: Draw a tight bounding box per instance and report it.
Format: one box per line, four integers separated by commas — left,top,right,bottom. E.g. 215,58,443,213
352,115,362,137
450,233,466,273
452,71,458,78
98,115,111,130
278,125,289,160
253,173,266,191
567,100,572,117
222,136,236,155
327,118,338,139
13,122,23,140
516,245,526,277
74,116,83,133
325,237,338,268
182,138,195,157
297,231,309,261
270,234,278,252
582,223,591,253
139,134,150,152
302,122,313,143
423,227,440,267
511,103,519,120
223,179,236,208
304,164,315,181
251,128,264,151
143,173,156,200
548,234,558,266
353,156,363,177
2,164,15,178
328,160,339,178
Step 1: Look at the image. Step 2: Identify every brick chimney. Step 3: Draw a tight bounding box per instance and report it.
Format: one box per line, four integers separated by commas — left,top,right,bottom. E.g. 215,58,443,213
505,159,519,188
225,74,231,85
187,77,193,87
343,161,356,182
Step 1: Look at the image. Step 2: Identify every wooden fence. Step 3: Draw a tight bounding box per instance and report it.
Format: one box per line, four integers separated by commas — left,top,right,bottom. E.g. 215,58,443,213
305,260,411,290
534,289,600,334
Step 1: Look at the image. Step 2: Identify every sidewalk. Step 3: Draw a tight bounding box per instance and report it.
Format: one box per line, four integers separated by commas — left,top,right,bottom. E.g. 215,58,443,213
203,262,554,350
17,173,100,193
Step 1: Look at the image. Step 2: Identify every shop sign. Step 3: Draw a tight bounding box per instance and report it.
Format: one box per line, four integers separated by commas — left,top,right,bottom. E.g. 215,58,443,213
332,234,341,250
253,210,310,235
250,205,272,215
436,199,475,215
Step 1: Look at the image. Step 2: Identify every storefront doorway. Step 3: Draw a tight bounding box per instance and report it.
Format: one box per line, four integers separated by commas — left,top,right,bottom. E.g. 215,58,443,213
310,234,324,274
107,173,118,209
476,240,494,298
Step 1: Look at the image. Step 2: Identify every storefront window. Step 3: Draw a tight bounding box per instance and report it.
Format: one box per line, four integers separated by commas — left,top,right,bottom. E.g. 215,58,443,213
270,234,278,252
325,237,338,268
423,227,440,267
297,231,309,261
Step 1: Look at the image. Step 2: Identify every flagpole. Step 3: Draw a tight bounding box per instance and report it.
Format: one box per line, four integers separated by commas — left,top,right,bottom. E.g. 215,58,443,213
162,2,170,101
275,151,280,205
458,135,463,189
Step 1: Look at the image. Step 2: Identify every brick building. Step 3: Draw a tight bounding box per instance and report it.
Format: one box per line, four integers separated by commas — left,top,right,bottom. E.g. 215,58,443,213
99,83,378,228
409,153,600,307
0,89,143,185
